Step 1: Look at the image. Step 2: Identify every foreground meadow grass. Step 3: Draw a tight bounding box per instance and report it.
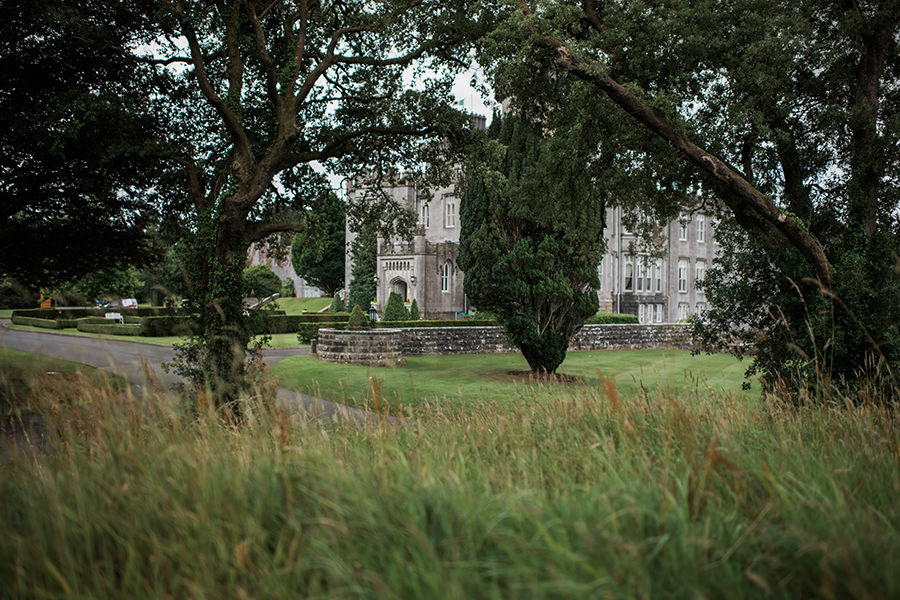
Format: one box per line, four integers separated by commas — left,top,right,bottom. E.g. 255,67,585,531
2,369,899,598
272,350,755,409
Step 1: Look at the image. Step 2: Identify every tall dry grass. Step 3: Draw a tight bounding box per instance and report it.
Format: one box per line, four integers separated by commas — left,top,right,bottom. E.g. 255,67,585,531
1,372,899,598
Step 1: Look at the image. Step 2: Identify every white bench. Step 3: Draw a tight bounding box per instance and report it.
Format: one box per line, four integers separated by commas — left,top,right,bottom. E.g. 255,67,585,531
105,312,124,323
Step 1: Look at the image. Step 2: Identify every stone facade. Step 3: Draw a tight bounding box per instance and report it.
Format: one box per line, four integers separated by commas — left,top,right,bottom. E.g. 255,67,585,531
345,173,719,323
247,243,323,298
316,328,404,366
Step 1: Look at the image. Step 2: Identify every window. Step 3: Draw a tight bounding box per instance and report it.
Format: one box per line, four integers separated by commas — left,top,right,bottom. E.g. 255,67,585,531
677,303,688,321
696,302,707,314
597,259,603,291
440,261,451,292
643,261,651,292
444,198,456,228
654,259,663,292
678,260,688,293
697,215,705,242
695,260,706,290
638,303,647,324
420,202,430,228
636,261,645,292
624,259,634,291
678,220,687,241
654,304,663,323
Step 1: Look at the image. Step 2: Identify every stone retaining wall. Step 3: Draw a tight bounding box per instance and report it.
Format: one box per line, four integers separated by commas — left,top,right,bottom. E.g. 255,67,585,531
316,328,404,366
316,324,693,363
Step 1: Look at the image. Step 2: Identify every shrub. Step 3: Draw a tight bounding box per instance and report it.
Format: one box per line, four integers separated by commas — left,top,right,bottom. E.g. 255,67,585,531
329,294,345,313
584,312,640,325
408,299,420,320
375,319,497,328
382,292,409,322
241,265,281,298
347,304,370,329
297,323,347,343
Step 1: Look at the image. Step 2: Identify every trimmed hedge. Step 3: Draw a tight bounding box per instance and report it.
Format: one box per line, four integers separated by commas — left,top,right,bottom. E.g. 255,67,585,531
10,315,64,329
140,316,201,337
375,320,498,328
12,307,181,320
77,323,143,336
584,312,639,324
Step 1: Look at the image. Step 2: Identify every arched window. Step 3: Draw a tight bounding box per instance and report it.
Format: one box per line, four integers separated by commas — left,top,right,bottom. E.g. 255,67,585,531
440,261,451,292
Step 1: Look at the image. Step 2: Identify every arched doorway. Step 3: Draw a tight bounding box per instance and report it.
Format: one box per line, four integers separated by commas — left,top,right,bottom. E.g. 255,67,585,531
390,279,408,301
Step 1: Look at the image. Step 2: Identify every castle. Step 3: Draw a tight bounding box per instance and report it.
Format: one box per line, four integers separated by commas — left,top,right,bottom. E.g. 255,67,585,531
344,176,718,323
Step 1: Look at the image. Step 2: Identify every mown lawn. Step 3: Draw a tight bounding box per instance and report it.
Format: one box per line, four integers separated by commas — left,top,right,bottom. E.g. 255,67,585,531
271,349,754,409
271,296,332,314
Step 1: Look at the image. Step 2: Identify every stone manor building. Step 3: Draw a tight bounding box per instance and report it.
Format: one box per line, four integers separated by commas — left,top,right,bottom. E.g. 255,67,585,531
345,177,718,323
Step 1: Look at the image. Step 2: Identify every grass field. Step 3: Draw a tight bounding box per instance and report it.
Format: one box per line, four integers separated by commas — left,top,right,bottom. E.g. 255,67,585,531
272,296,332,314
271,349,755,409
1,370,898,598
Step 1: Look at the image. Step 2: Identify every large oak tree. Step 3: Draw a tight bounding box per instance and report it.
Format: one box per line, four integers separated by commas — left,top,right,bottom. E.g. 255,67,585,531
148,1,483,399
479,0,900,395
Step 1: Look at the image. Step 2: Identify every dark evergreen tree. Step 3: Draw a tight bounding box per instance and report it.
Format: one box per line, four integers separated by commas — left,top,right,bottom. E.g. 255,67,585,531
382,291,410,322
347,226,378,313
458,116,605,374
409,299,420,320
329,294,346,313
291,193,346,296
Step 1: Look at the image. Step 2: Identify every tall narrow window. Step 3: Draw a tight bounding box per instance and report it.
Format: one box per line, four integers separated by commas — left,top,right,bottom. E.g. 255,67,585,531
678,260,688,293
638,303,646,324
420,202,430,228
444,198,456,228
678,303,688,321
695,260,706,290
678,219,687,241
654,304,663,323
624,259,634,291
643,260,651,291
636,261,645,292
440,261,451,292
597,259,603,291
697,215,705,242
654,259,663,292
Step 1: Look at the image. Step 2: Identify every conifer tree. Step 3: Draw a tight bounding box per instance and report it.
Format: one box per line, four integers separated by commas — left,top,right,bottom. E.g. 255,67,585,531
459,115,605,374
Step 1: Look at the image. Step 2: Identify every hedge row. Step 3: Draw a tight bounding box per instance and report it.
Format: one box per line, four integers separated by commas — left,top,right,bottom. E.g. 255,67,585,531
12,307,182,320
584,312,639,324
140,316,201,337
77,323,143,336
374,320,498,328
10,315,64,329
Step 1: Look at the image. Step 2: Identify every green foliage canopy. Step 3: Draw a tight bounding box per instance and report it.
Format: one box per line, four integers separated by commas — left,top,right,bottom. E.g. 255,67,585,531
241,265,281,299
479,0,900,395
291,193,346,297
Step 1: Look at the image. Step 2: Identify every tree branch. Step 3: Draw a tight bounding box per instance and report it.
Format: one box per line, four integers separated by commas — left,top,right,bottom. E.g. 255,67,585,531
546,39,833,285
246,1,283,113
245,220,306,243
174,0,253,164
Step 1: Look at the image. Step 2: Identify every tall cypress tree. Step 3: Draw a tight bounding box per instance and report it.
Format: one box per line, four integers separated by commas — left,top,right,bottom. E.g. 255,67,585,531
459,116,605,374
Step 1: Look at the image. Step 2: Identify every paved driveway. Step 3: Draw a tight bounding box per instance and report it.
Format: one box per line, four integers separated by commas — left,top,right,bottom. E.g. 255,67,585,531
0,321,385,424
